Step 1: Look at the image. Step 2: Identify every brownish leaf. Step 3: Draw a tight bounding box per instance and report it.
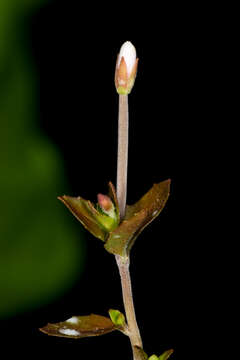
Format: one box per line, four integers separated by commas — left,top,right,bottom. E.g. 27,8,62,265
58,183,120,242
58,195,107,241
40,314,116,339
105,180,171,256
125,179,171,221
104,210,147,256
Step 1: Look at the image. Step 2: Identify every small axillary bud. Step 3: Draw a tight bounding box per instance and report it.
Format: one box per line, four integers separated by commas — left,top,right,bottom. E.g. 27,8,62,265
97,194,113,213
115,41,138,95
96,193,118,232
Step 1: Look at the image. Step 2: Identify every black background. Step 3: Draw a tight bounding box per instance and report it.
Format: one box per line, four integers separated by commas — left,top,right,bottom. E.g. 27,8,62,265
0,1,210,359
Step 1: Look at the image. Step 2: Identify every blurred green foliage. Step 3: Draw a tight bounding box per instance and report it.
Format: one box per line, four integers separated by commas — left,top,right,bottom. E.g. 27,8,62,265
0,0,85,317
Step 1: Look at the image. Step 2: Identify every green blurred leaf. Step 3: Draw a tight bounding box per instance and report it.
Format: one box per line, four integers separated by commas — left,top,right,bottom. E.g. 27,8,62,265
40,314,116,339
0,135,85,318
105,180,171,256
109,309,126,327
0,0,85,318
148,356,159,360
158,349,174,360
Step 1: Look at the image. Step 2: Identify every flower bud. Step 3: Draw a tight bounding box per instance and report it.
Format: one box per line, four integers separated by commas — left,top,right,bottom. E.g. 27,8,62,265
97,194,113,213
96,193,118,231
115,41,138,95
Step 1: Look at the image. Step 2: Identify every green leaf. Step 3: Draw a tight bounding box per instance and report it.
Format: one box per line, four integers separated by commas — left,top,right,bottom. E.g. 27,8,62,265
158,349,174,360
0,19,84,317
134,346,148,360
40,314,117,339
148,356,159,360
105,180,171,256
109,309,126,327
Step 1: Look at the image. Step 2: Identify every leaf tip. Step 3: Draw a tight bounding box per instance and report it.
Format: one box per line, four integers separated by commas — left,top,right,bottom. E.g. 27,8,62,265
58,195,66,202
39,325,48,335
159,348,174,360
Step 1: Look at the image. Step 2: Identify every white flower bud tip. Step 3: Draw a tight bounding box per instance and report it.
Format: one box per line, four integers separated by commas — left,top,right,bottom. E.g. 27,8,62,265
115,41,138,95
117,41,137,76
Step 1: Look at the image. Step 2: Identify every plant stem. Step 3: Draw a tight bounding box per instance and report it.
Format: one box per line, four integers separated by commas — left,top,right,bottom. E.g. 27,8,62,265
116,255,143,360
117,94,129,220
116,94,143,360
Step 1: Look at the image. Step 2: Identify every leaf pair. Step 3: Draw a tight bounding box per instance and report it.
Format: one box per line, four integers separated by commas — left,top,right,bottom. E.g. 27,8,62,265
40,313,173,360
59,179,171,257
40,180,171,341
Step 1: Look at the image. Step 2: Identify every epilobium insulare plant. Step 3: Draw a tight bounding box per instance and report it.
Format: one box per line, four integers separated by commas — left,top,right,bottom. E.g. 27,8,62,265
40,41,173,360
